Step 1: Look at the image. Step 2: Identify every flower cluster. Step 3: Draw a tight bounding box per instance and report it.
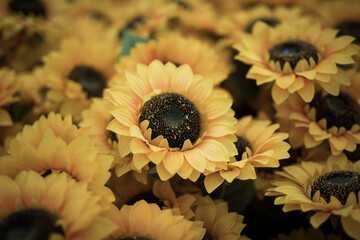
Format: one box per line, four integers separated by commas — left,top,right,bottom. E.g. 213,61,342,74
0,0,360,239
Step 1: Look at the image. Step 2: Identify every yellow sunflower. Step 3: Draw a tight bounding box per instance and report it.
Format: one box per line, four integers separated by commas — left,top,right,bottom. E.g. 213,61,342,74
112,33,230,86
192,195,249,240
266,156,360,239
217,5,309,47
204,115,290,193
105,60,237,182
0,112,114,202
43,35,118,122
106,200,205,240
0,68,18,127
234,21,359,104
275,70,360,156
107,170,196,220
0,170,116,240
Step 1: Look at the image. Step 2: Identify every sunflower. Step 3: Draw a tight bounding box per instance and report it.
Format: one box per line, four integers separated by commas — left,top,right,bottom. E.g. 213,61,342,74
112,33,230,86
204,115,290,193
43,34,118,122
216,5,309,47
105,60,237,182
191,195,249,240
266,156,360,239
106,200,205,240
108,170,196,220
275,68,360,156
0,112,114,202
0,68,19,127
0,170,117,240
233,21,359,104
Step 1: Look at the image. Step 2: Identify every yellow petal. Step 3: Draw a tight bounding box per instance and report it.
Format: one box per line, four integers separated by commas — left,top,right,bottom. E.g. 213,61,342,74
148,60,169,91
170,64,193,92
204,173,224,193
271,84,290,104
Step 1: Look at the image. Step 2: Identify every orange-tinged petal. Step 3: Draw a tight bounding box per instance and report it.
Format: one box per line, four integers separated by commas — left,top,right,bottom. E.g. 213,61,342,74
184,148,206,172
275,74,296,89
170,64,193,92
163,151,184,175
148,60,169,91
271,84,290,104
125,70,151,98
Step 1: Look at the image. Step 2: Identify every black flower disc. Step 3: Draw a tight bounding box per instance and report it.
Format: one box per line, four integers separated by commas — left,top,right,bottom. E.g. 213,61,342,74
68,65,107,98
268,40,318,70
311,170,360,205
0,208,64,240
234,136,252,161
310,92,360,130
8,0,47,17
245,17,280,33
139,92,201,149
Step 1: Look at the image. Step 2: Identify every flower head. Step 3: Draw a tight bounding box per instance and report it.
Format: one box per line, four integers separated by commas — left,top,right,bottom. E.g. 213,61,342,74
204,115,290,193
234,21,359,104
0,171,116,240
266,156,360,239
105,60,237,181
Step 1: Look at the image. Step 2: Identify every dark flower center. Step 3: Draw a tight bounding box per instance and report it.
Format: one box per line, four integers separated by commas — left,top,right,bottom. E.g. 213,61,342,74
139,92,201,149
173,0,192,10
311,170,360,205
4,101,32,123
67,65,107,98
89,11,111,25
126,192,165,208
0,208,64,240
118,15,148,39
245,17,280,33
8,0,47,17
106,130,118,143
234,136,252,161
268,40,318,70
336,21,360,43
310,92,360,130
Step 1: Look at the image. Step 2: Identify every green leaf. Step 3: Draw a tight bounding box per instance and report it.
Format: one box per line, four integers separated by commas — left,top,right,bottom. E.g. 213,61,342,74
223,179,255,213
120,30,150,57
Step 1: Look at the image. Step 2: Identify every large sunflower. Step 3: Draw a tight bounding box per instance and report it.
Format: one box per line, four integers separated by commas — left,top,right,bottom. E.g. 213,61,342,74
234,21,359,104
112,33,230,86
204,115,290,193
0,68,18,127
0,112,114,202
266,156,360,239
191,195,249,240
106,200,205,240
0,170,116,240
43,34,118,122
275,69,360,156
105,60,237,182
